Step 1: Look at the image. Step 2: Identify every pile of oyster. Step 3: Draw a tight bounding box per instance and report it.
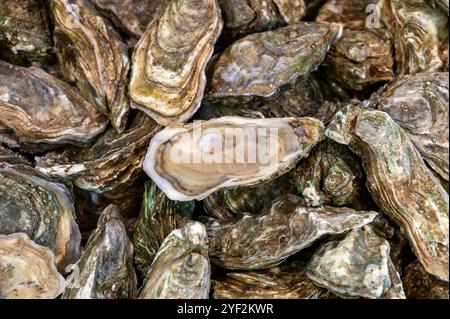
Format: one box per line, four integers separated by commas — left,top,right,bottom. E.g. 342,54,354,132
0,0,448,299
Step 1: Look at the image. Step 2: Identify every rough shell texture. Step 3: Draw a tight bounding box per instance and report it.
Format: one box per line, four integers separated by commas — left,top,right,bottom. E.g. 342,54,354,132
138,222,210,299
326,106,449,282
129,0,223,126
51,0,130,133
402,260,449,299
0,233,65,299
206,194,378,270
62,205,137,299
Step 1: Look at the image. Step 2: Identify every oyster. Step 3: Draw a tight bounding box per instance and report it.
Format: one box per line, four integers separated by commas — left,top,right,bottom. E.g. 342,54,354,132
305,225,406,299
0,60,108,153
0,145,29,165
139,222,210,299
209,22,343,100
0,233,65,299
129,0,223,126
0,0,52,66
143,116,325,201
436,0,449,13
316,0,377,30
51,0,130,133
206,194,378,270
326,106,449,281
213,262,334,299
36,112,161,194
0,162,81,271
402,260,449,299
62,205,137,299
90,0,168,38
372,72,449,181
133,181,195,276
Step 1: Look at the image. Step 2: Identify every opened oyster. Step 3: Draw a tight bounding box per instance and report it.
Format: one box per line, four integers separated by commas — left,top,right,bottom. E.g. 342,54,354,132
139,222,210,299
144,116,324,201
129,0,223,126
0,233,65,299
402,260,449,299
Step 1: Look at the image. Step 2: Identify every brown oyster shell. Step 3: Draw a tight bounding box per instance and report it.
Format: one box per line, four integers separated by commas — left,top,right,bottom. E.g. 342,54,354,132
316,0,378,30
0,61,108,153
0,233,65,299
206,194,378,270
51,0,130,133
129,0,223,126
402,260,449,299
326,106,449,282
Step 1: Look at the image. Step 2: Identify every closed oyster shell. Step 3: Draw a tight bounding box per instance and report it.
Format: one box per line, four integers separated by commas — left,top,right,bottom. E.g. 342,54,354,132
0,61,108,153
51,0,130,133
326,106,449,282
133,181,195,277
305,225,406,299
0,162,81,271
316,0,378,30
139,222,210,299
129,0,223,126
62,205,137,299
402,260,449,299
36,112,161,194
143,116,325,201
206,194,378,270
209,22,343,100
0,233,65,299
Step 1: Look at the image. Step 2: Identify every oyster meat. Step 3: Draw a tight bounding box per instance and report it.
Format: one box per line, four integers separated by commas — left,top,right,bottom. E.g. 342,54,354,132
402,260,449,299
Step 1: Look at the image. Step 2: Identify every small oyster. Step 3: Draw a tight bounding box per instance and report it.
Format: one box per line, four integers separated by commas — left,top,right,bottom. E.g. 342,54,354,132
0,0,52,66
36,112,161,194
316,0,378,30
133,181,195,276
209,22,343,100
373,72,449,181
0,233,65,299
51,0,130,133
0,162,81,271
402,260,449,299
326,106,449,281
62,205,137,299
305,225,406,299
0,61,108,153
143,116,325,201
139,222,210,299
90,0,168,38
213,262,334,299
206,194,378,270
129,0,223,126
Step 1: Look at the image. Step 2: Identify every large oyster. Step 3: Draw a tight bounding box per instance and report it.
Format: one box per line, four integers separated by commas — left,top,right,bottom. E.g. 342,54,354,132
0,61,108,153
133,181,195,276
0,233,65,299
51,0,130,133
36,112,161,194
62,205,137,299
129,0,223,126
0,162,81,271
139,222,210,299
326,106,449,281
305,225,406,299
143,116,325,201
206,194,378,270
402,260,449,299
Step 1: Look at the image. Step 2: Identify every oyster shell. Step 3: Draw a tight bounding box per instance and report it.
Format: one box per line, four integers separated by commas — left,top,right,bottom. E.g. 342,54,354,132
0,0,52,66
373,72,449,181
62,205,137,299
0,145,29,165
206,194,378,270
36,112,161,194
0,233,65,299
209,22,343,100
402,260,449,299
139,222,210,299
436,0,449,13
133,181,195,276
326,106,449,281
143,116,325,201
129,0,223,126
305,225,406,299
0,60,108,153
51,0,130,133
0,162,81,271
316,0,378,30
